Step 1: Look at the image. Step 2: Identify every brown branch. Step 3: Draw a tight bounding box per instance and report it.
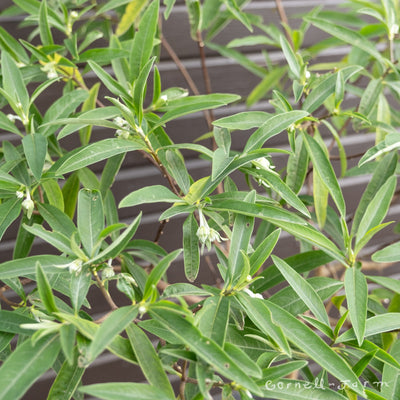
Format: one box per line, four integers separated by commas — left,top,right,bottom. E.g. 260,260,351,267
275,0,294,48
180,360,187,400
93,271,118,310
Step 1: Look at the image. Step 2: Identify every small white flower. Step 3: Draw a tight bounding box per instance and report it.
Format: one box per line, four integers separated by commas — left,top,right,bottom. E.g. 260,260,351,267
196,208,226,253
120,273,137,286
68,259,83,276
7,114,21,122
243,288,263,299
102,266,115,279
246,275,252,282
41,61,58,80
16,190,24,199
116,129,130,139
138,304,147,315
253,157,275,172
390,24,399,39
114,117,131,139
21,190,34,219
70,11,79,19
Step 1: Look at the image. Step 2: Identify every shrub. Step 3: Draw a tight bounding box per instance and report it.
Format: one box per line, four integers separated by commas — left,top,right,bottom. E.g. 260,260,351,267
0,0,400,399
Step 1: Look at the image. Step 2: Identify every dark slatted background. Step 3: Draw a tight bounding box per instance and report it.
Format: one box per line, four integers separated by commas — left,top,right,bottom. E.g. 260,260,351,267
1,1,398,399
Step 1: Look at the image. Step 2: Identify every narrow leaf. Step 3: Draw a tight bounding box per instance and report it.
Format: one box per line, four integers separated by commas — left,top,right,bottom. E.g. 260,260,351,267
183,213,200,282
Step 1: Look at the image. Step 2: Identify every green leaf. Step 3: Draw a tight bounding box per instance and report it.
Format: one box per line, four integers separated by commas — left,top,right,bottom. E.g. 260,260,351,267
51,138,145,175
149,302,263,396
126,323,175,399
0,255,71,280
262,360,308,381
337,313,400,343
359,78,382,117
79,48,129,64
80,383,173,400
78,189,104,257
262,378,348,399
0,197,22,241
116,0,148,36
252,250,334,293
0,335,60,400
306,17,386,64
313,161,329,228
22,133,47,181
47,348,84,400
352,152,397,235
244,111,309,152
88,61,130,98
79,83,101,146
286,135,309,194
302,66,362,113
41,179,64,211
302,132,346,218
59,324,75,366
39,90,90,137
0,26,29,65
372,241,400,263
36,262,58,314
119,185,180,208
87,306,138,363
70,270,92,314
224,342,262,378
264,300,365,396
358,132,400,166
280,35,300,79
198,295,230,347
223,0,252,32
247,68,286,107
355,175,396,249
13,214,42,260
1,50,29,114
0,310,38,335
129,0,159,82
87,213,141,265
36,203,77,238
270,277,342,318
272,255,331,326
39,0,53,46
236,293,291,356
143,249,182,300
183,213,200,282
344,267,368,346
57,313,137,364
62,172,80,219
0,111,22,135
249,229,280,275
208,199,344,263
381,339,400,399
213,112,272,131
227,191,255,285
152,94,241,131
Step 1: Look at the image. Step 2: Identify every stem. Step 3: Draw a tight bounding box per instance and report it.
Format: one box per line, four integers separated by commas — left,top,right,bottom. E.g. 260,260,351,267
179,360,187,400
275,0,294,48
93,270,118,310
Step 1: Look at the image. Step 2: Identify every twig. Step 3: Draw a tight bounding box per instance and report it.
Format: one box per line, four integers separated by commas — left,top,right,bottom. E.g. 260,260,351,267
93,271,118,310
180,360,187,400
275,0,294,48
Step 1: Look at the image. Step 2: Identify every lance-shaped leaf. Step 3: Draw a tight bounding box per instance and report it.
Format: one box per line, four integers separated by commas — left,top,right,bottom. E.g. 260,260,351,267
143,249,182,300
86,213,141,265
236,293,291,356
129,0,159,81
0,197,22,241
36,262,58,314
0,255,70,280
197,295,230,347
78,189,104,257
41,179,64,211
280,35,300,79
183,213,200,282
249,228,280,275
244,110,309,152
271,255,331,327
119,185,180,208
381,339,400,399
302,132,346,218
359,132,400,166
126,323,175,399
372,241,400,263
116,0,149,36
344,266,368,346
306,17,386,64
337,313,400,343
79,382,174,400
87,306,138,363
51,138,145,176
70,270,92,314
149,303,263,396
213,111,271,130
47,347,85,400
355,175,396,250
262,360,308,381
0,310,38,335
264,300,365,396
0,335,60,400
22,133,47,181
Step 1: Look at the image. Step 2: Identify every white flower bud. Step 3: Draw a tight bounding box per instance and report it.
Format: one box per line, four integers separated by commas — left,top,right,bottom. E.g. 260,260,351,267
243,288,263,299
68,259,83,276
16,191,24,199
70,11,79,19
102,266,115,279
22,190,34,219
